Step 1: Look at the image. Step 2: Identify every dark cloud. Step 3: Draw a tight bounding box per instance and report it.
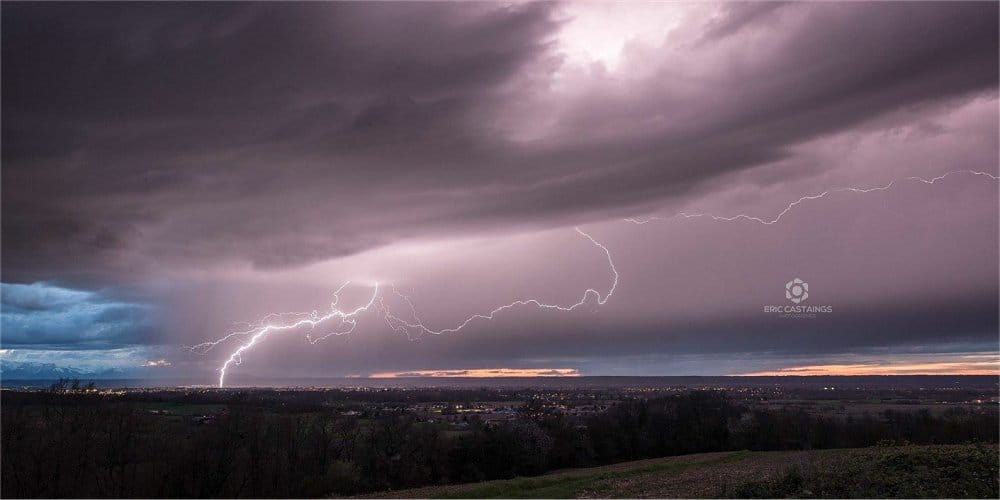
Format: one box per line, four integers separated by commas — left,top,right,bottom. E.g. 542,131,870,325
2,1,559,282
3,2,996,285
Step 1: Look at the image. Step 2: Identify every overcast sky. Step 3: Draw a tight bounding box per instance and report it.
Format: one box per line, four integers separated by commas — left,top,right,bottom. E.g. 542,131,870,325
2,1,997,383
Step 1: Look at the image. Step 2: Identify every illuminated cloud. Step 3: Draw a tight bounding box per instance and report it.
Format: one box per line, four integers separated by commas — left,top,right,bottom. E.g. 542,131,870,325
740,353,1000,376
370,368,581,379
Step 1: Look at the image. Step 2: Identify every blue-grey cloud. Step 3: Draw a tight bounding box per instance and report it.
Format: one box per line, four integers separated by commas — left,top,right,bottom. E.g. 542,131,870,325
1,282,161,350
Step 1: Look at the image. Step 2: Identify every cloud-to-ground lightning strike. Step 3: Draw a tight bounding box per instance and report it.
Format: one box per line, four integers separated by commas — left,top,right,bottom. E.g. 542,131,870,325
624,170,999,225
189,229,616,387
183,281,361,356
207,282,380,387
190,169,996,387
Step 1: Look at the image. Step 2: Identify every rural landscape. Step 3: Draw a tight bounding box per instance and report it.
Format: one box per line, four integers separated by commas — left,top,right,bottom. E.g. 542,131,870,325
3,376,997,498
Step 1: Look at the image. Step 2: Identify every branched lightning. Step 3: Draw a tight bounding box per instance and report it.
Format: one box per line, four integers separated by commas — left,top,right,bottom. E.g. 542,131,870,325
624,170,999,226
189,228,616,387
379,227,617,339
190,169,996,387
186,282,380,387
183,282,358,356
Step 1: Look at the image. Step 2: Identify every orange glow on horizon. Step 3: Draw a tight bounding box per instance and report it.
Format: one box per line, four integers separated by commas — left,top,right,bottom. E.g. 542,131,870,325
739,360,999,376
369,368,582,378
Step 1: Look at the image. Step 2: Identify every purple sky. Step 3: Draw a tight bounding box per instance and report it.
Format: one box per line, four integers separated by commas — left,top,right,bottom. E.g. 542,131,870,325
2,2,997,382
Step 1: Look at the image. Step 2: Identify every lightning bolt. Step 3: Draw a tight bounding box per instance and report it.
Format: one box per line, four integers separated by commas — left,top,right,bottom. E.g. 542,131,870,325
379,227,617,338
624,170,998,225
187,282,380,387
189,228,616,387
183,281,357,356
191,169,996,387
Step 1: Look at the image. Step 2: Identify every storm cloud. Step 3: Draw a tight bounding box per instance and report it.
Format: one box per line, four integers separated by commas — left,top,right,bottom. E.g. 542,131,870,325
0,282,160,349
1,2,997,378
4,1,996,281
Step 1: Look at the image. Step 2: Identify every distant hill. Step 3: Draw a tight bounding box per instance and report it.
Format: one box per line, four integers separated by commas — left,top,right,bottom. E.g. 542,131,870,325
173,374,1000,390
361,444,998,499
0,361,126,380
4,373,998,390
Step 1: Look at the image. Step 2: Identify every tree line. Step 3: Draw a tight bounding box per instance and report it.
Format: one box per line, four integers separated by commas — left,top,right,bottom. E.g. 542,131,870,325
2,389,996,497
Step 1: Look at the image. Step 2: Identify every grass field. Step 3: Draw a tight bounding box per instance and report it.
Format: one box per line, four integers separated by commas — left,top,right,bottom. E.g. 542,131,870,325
359,444,998,498
141,401,227,416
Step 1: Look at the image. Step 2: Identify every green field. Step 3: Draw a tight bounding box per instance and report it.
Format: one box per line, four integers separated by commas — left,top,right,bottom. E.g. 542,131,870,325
360,444,998,498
